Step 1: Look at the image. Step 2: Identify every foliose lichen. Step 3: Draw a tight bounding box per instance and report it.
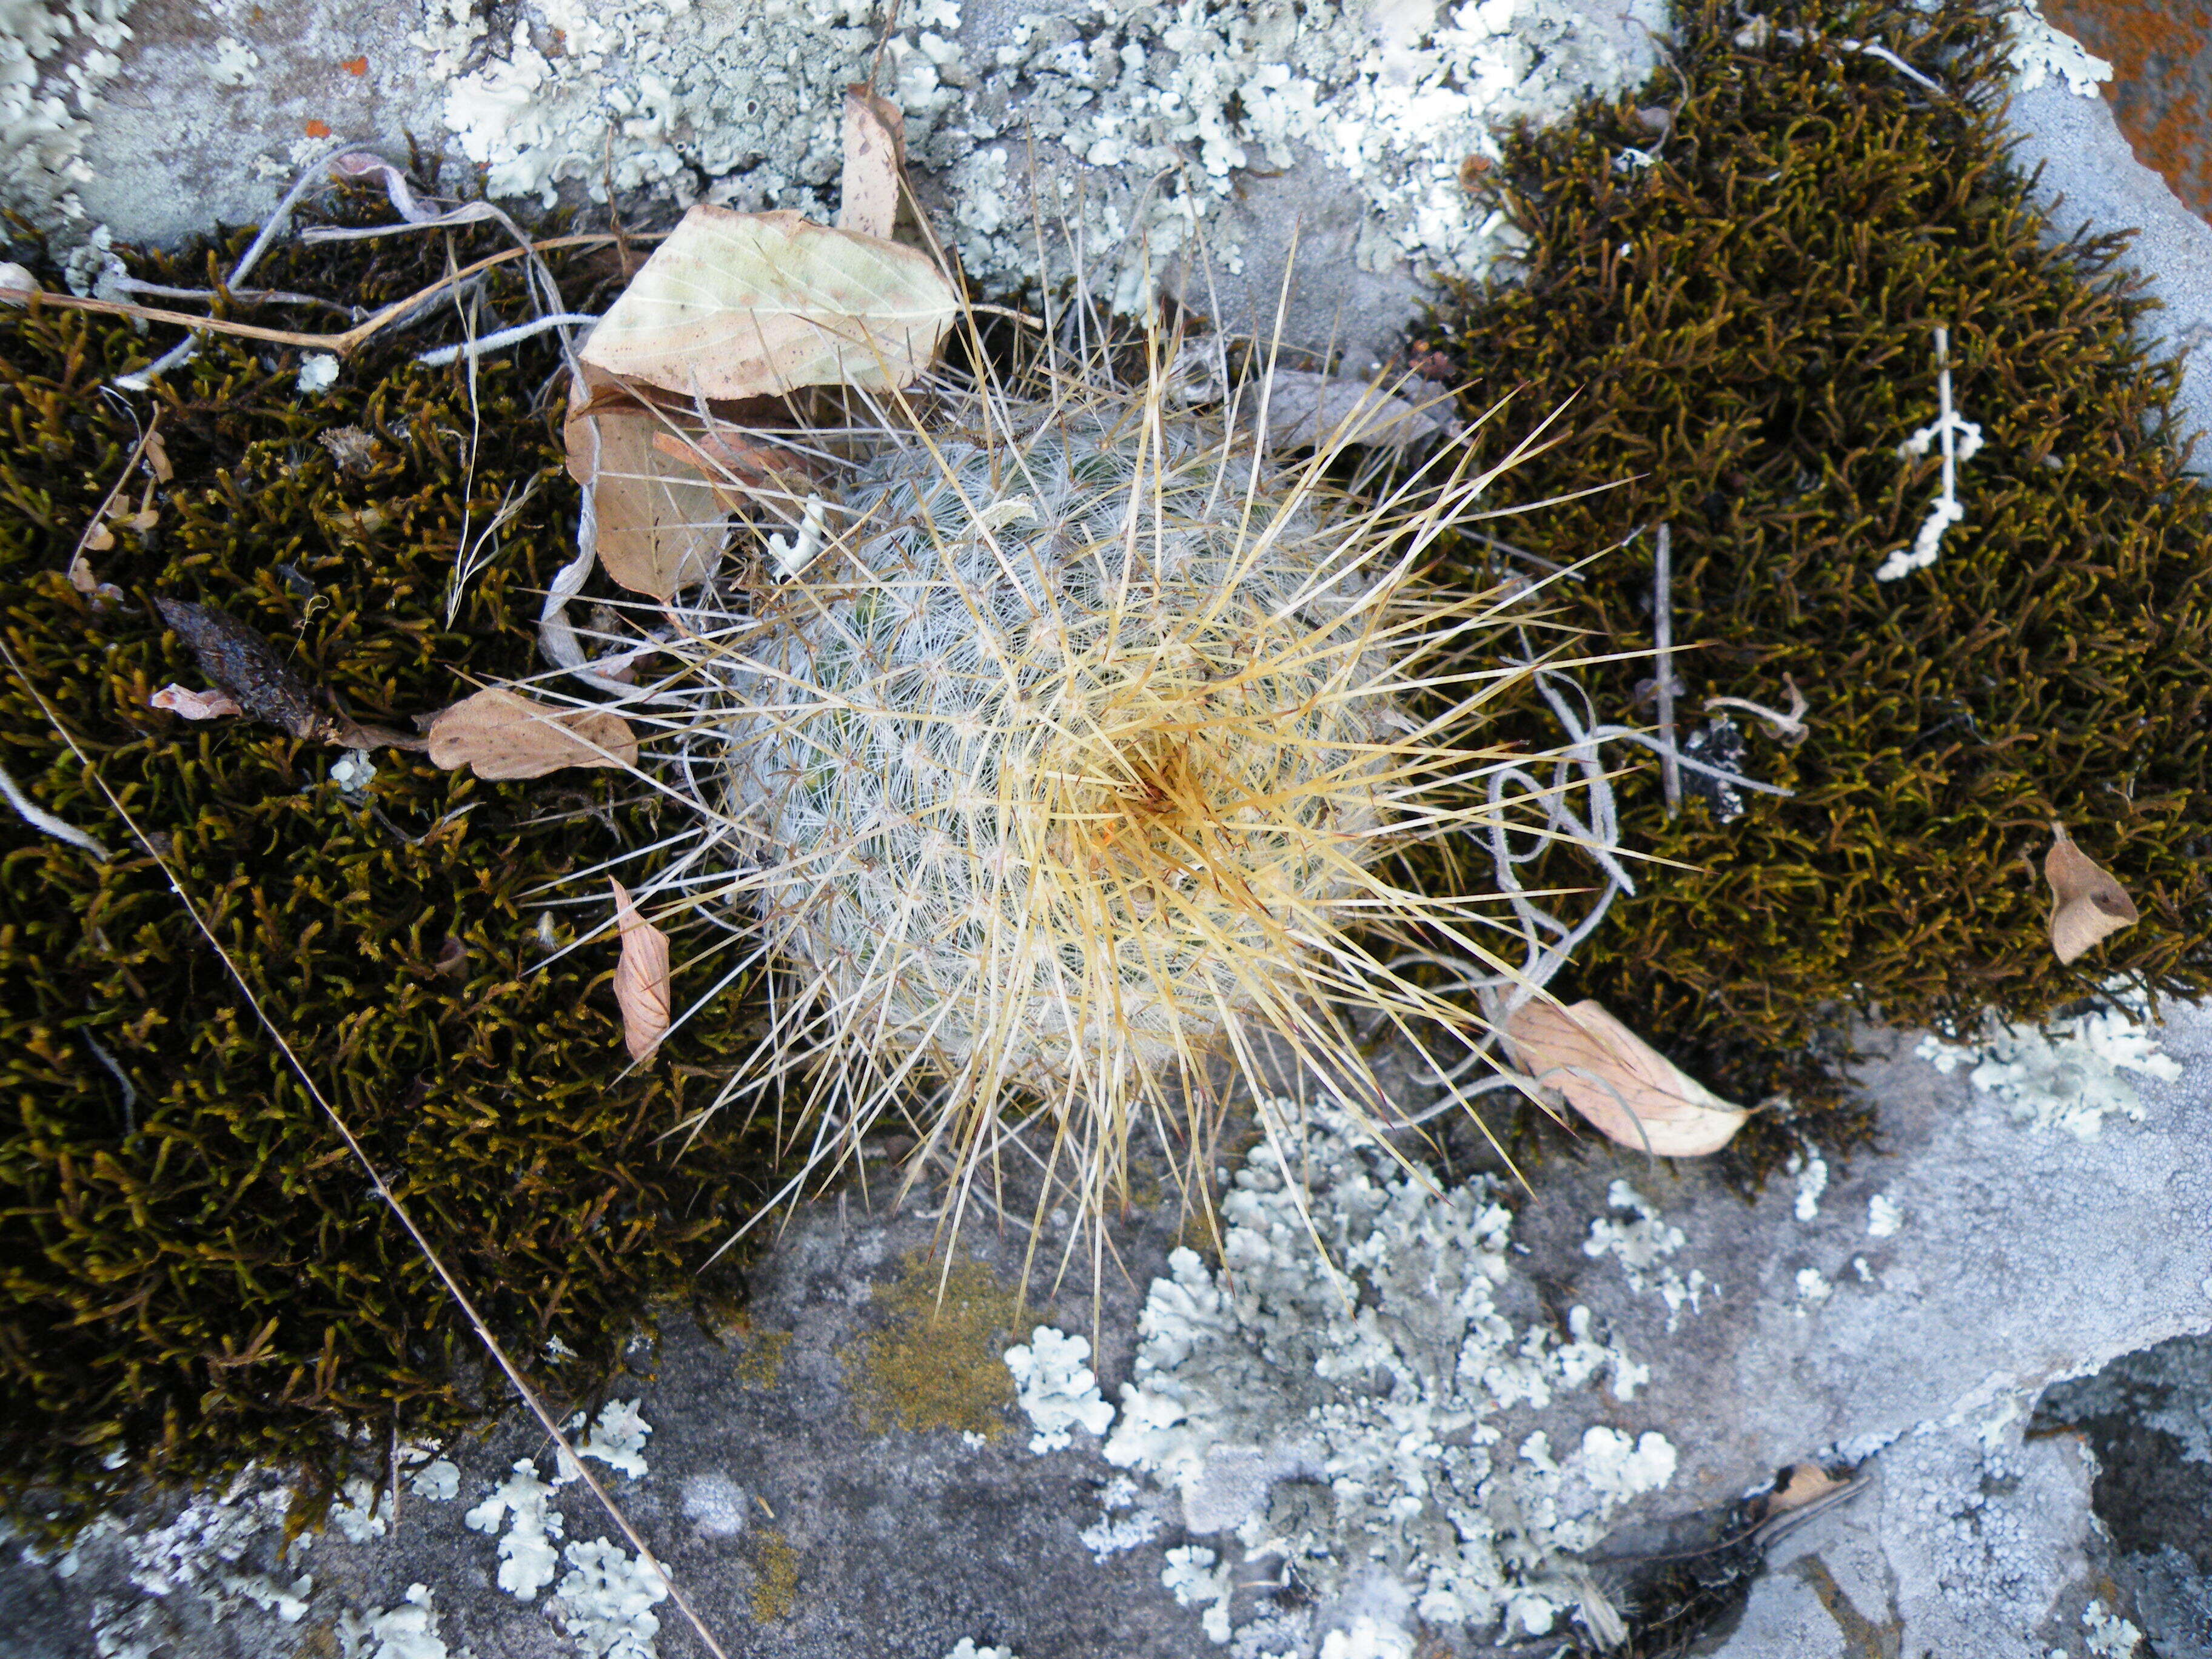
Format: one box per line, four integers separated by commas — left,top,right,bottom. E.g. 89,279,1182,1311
1098,1099,1674,1654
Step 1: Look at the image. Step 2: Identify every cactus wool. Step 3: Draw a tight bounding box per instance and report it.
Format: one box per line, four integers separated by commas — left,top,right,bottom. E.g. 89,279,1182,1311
617,337,1548,1236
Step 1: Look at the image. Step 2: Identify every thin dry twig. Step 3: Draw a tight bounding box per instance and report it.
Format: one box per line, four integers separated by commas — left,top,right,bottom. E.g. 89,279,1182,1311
16,235,642,359
67,407,163,594
1652,521,1680,816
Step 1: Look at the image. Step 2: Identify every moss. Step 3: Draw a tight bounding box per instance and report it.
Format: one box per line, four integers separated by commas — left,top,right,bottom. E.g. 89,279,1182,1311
733,1328,794,1390
0,201,787,1529
749,1525,802,1623
1433,0,2212,1180
840,1251,1019,1438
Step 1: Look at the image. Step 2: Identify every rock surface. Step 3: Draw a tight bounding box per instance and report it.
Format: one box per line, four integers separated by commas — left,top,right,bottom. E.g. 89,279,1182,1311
5,0,1667,373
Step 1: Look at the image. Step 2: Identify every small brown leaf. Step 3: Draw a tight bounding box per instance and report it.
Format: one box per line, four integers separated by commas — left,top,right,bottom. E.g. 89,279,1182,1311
1503,997,1749,1158
609,879,671,1061
1765,1462,1848,1515
2046,821,2139,965
426,688,638,781
580,206,957,400
150,683,244,720
837,85,907,241
563,364,729,599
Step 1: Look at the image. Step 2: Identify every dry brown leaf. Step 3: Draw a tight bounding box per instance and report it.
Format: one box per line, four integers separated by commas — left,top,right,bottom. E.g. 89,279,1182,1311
837,85,907,241
1503,997,1749,1158
2046,821,2139,965
1765,1462,1849,1515
426,687,637,781
609,879,671,1061
580,206,957,400
150,683,244,720
647,426,822,512
563,364,728,599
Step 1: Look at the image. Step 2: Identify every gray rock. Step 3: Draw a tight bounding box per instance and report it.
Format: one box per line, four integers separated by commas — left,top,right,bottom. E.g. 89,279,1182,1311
2006,77,2212,466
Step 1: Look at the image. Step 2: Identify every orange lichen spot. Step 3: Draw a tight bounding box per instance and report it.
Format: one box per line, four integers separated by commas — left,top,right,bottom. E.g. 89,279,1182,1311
2045,0,2212,215
341,56,368,76
303,118,332,138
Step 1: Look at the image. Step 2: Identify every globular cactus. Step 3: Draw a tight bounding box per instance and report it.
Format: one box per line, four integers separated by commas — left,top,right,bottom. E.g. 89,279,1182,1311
637,342,1543,1232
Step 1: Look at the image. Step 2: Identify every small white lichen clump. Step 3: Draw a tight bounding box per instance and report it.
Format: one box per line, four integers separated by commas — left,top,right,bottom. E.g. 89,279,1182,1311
2001,0,2114,96
1097,1101,1673,1652
1917,984,2182,1139
1005,1326,1116,1453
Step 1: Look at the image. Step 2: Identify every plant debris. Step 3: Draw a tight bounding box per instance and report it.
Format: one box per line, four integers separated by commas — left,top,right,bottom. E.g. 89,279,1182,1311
2045,821,2139,964
578,206,958,399
1504,997,1750,1157
153,597,427,751
426,686,638,780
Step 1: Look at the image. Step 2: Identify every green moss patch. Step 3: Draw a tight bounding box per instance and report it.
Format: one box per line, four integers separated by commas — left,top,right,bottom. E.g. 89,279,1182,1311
1437,0,2212,1173
0,208,783,1527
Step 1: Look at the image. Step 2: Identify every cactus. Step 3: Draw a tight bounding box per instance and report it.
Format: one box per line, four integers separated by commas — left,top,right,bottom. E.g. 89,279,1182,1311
622,340,1555,1230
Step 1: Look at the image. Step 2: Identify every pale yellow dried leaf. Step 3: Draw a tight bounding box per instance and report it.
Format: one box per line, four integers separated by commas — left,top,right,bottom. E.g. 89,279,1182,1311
150,683,244,720
837,85,906,241
579,206,957,399
563,365,728,599
2046,821,2139,965
610,879,671,1061
1503,997,1748,1158
426,687,637,781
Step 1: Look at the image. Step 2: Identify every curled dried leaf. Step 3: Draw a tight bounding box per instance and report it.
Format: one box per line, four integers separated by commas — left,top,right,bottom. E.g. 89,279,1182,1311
563,364,728,599
150,684,244,720
2046,821,2139,965
610,879,671,1061
580,206,957,400
1503,997,1749,1158
426,687,638,781
837,85,907,241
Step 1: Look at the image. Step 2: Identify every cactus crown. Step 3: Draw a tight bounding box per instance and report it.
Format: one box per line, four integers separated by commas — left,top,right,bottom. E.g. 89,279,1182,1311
627,333,1547,1235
